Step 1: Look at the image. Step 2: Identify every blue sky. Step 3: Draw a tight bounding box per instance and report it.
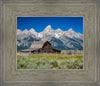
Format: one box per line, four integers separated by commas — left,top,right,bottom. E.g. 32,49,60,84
17,17,83,34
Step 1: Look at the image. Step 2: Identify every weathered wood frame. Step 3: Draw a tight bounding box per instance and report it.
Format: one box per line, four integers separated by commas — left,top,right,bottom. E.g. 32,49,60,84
0,1,100,86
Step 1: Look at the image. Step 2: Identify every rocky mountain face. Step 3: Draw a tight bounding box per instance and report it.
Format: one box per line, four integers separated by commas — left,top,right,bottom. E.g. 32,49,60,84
17,25,83,51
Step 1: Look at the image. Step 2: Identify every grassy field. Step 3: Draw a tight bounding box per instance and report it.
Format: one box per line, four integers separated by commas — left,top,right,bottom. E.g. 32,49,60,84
17,52,83,69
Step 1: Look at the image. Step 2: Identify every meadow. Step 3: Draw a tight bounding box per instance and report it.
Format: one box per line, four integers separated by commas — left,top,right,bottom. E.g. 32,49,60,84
17,52,83,69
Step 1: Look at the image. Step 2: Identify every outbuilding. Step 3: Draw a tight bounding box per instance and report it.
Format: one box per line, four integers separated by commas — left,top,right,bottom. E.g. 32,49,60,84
20,41,61,55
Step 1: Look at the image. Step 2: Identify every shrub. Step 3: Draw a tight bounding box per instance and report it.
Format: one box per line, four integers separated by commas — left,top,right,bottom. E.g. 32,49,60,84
17,55,83,69
49,59,58,67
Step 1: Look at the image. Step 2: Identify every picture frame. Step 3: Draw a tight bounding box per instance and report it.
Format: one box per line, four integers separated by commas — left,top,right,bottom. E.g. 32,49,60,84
0,0,100,86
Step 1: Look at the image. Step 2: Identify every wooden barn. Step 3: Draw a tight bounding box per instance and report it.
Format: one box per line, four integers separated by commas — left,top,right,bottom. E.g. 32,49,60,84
20,41,61,55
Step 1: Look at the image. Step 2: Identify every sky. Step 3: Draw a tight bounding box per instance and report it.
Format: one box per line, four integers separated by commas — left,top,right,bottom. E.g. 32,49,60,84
17,17,83,34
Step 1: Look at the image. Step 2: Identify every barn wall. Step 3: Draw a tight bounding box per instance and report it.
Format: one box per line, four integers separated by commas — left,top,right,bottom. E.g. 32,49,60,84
20,51,32,56
42,42,55,53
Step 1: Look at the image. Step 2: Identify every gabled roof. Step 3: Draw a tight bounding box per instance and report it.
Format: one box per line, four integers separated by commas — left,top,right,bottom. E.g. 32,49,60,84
30,41,46,49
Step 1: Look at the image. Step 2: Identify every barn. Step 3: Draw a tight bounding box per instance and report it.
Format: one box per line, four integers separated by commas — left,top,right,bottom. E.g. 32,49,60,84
20,41,61,55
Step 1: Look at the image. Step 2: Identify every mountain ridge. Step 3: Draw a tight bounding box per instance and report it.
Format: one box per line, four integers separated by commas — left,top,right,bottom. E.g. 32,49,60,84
17,25,83,51
17,25,83,34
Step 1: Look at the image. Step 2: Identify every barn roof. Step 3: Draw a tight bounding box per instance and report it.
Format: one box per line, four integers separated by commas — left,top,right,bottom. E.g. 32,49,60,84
30,41,46,49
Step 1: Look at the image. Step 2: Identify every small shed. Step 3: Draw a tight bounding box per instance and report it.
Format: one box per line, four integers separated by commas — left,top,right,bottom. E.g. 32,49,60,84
20,41,61,55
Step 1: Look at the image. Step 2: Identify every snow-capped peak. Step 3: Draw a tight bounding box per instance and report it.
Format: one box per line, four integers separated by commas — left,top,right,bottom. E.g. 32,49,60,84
64,28,83,38
67,28,75,33
56,28,62,31
57,28,61,30
29,28,38,36
43,25,53,32
23,29,29,33
23,29,28,31
47,25,51,28
17,29,22,32
29,28,36,32
55,28,64,33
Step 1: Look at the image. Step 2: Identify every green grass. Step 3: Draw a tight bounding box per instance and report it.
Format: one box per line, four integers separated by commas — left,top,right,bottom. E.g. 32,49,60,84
17,54,83,69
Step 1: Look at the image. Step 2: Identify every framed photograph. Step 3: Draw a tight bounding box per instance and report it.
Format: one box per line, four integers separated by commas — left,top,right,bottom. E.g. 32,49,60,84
0,1,100,86
17,17,83,70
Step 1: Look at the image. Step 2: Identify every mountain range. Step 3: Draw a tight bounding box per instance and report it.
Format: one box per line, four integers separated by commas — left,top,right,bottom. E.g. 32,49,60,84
17,25,83,51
